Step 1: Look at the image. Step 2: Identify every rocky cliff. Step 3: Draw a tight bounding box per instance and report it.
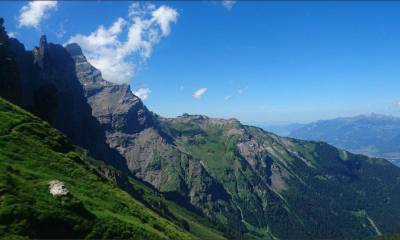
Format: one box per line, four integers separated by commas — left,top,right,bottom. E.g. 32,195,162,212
1,23,127,171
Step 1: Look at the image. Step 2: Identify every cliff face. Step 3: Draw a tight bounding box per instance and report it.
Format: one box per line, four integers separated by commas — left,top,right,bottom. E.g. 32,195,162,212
2,23,400,239
0,18,22,105
65,43,243,236
65,43,154,134
1,27,127,170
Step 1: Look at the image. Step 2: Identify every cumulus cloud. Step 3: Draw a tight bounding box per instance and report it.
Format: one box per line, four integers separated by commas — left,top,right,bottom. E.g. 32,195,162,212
18,1,57,29
193,88,207,99
133,87,151,100
67,2,178,84
222,1,236,10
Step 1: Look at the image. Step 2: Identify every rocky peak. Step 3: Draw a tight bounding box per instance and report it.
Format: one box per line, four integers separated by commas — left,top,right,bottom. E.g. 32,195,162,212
33,35,48,68
175,114,241,128
64,42,155,133
64,43,106,88
39,35,47,49
64,43,83,57
179,114,208,121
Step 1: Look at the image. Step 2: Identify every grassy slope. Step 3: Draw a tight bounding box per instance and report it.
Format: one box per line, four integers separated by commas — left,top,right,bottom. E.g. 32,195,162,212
127,176,227,240
0,97,225,240
165,119,279,239
163,117,400,239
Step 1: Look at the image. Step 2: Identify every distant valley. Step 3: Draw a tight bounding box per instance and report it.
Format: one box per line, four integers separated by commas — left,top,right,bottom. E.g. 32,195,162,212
263,114,400,167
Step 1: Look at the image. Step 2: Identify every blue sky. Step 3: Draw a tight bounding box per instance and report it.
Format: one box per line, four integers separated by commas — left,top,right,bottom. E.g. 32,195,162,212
2,1,400,125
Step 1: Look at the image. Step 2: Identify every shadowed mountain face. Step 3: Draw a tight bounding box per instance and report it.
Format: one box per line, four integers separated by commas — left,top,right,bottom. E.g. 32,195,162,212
289,114,400,166
3,30,128,171
1,20,400,239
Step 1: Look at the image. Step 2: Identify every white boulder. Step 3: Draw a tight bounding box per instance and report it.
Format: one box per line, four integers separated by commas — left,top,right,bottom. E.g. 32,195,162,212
48,180,69,197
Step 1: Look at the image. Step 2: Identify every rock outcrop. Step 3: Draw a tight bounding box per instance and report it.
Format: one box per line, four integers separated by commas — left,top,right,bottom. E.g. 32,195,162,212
48,180,69,197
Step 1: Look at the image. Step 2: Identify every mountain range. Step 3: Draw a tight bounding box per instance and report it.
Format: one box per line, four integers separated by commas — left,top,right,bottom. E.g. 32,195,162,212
263,114,400,167
261,123,306,138
1,18,400,239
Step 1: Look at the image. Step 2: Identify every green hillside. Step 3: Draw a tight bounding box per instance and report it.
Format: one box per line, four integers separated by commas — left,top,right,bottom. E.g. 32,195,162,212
158,115,400,239
0,97,225,240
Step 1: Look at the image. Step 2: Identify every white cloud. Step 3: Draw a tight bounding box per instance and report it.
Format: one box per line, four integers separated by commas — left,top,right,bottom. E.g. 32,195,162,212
133,87,151,100
67,2,178,84
224,95,232,101
152,6,177,36
222,1,236,10
193,88,207,99
18,1,57,29
7,32,17,38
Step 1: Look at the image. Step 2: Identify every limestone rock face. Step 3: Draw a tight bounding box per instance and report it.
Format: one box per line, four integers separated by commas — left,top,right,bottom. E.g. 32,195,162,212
65,43,155,134
48,180,69,197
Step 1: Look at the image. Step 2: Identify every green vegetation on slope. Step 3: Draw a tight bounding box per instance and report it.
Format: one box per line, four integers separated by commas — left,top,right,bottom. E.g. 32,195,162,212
164,117,295,239
162,115,400,240
0,98,226,239
127,177,227,240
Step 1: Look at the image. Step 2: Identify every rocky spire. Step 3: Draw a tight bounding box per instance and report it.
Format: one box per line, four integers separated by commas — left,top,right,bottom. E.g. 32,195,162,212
33,35,48,68
39,35,47,52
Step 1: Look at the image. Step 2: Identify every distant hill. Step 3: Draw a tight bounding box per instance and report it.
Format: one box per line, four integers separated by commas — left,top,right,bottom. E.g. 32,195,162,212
289,114,400,166
262,123,306,137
